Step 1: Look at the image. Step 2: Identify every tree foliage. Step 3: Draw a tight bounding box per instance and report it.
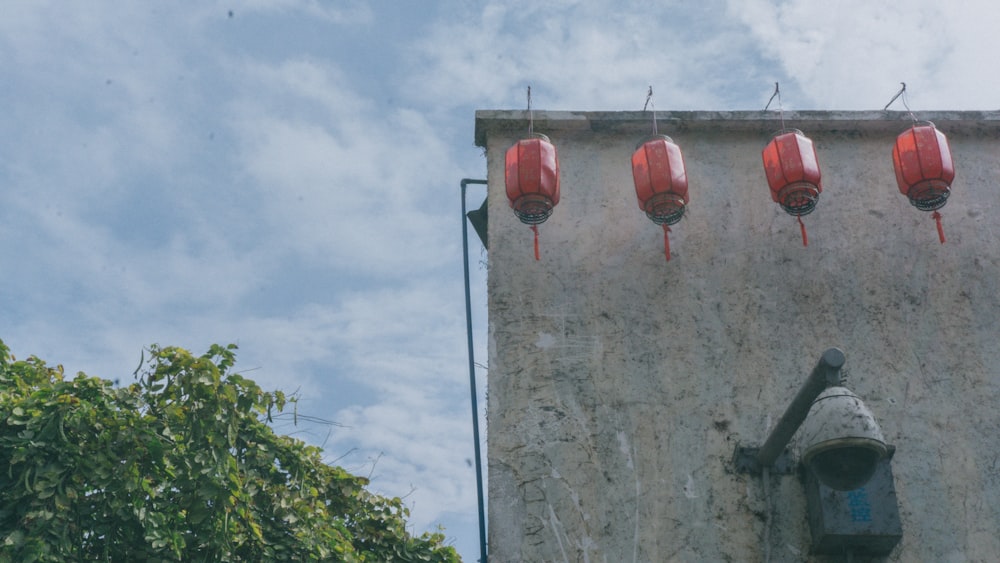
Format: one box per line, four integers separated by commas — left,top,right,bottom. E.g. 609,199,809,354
0,340,460,562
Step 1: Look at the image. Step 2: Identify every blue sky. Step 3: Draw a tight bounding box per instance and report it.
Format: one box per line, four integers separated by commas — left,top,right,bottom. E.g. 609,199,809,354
2,1,998,560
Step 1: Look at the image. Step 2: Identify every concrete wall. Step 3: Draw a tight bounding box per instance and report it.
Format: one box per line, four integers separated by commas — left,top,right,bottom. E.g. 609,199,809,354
476,111,1000,562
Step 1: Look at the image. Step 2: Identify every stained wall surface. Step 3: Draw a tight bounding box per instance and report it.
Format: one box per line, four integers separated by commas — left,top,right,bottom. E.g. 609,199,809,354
476,110,1000,562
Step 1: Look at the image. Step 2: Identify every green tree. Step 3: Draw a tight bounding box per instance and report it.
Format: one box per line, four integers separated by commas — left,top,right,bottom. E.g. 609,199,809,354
0,339,460,562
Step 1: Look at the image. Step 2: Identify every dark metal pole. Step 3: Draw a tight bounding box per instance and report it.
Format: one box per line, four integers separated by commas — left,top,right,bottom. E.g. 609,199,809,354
461,178,489,563
756,347,845,468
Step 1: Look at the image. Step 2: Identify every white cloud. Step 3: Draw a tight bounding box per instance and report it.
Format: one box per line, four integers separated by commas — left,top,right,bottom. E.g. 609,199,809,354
229,58,462,276
233,0,373,24
407,0,773,112
0,4,480,559
728,0,1000,109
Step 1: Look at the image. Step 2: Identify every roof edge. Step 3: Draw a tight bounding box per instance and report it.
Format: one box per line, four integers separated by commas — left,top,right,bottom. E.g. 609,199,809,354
474,110,1000,147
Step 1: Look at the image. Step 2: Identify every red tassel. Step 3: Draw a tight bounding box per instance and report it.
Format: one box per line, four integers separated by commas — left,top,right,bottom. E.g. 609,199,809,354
933,211,946,244
663,224,672,261
798,216,808,247
531,225,540,260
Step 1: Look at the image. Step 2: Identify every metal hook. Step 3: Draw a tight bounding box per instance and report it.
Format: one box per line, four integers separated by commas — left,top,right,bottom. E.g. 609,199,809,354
643,86,658,136
764,82,785,131
883,82,917,122
883,82,906,111
764,82,781,111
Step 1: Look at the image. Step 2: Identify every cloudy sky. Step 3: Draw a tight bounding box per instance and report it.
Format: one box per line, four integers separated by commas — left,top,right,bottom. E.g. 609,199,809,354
2,1,998,560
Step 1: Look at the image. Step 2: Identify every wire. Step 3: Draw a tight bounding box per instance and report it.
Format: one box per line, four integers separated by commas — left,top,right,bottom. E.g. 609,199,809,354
527,85,533,136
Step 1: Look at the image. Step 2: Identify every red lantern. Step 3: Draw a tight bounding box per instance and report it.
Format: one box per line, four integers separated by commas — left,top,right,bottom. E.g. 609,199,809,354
762,129,822,246
505,133,560,260
632,135,688,261
892,122,954,243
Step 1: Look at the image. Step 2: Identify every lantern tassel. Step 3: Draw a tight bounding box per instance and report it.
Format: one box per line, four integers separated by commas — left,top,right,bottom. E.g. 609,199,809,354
531,225,540,260
933,211,946,244
798,216,808,247
663,224,672,261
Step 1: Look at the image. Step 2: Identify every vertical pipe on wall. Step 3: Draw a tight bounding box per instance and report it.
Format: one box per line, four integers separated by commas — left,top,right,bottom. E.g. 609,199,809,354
461,178,489,563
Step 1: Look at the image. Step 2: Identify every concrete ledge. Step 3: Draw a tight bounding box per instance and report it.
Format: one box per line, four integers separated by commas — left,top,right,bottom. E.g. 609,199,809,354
475,110,1000,146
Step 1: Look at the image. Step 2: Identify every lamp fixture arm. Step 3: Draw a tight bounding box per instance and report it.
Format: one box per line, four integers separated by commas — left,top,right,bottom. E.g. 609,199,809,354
756,348,845,468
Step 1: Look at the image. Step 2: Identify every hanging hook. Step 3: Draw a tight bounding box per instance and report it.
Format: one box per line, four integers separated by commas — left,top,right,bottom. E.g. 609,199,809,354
764,82,785,131
883,82,917,122
764,82,780,111
527,85,533,135
643,86,658,136
883,82,905,110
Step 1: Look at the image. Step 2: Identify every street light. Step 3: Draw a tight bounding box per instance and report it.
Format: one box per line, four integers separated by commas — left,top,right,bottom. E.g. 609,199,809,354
734,348,902,556
799,385,888,491
461,178,488,563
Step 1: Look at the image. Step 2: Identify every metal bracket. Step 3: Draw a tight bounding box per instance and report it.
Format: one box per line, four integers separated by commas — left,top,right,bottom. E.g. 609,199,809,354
732,445,796,476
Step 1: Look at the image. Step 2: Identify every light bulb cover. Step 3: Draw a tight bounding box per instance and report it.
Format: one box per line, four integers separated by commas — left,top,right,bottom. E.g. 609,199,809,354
800,386,887,491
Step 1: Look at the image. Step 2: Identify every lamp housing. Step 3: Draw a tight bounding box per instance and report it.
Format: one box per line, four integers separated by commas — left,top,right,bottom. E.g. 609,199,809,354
799,386,888,491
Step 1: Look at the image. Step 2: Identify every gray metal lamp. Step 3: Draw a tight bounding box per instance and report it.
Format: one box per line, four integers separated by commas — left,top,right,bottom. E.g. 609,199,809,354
734,348,902,557
799,386,889,491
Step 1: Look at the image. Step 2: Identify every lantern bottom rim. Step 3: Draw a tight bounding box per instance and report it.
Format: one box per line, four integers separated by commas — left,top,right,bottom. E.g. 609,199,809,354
643,192,687,226
905,180,950,212
511,194,555,225
774,182,821,217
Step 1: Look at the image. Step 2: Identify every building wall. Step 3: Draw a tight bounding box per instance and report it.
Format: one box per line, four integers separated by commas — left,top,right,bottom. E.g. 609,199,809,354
476,111,1000,562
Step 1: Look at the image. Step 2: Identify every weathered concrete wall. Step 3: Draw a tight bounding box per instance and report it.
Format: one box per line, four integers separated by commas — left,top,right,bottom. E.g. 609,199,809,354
477,111,1000,562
